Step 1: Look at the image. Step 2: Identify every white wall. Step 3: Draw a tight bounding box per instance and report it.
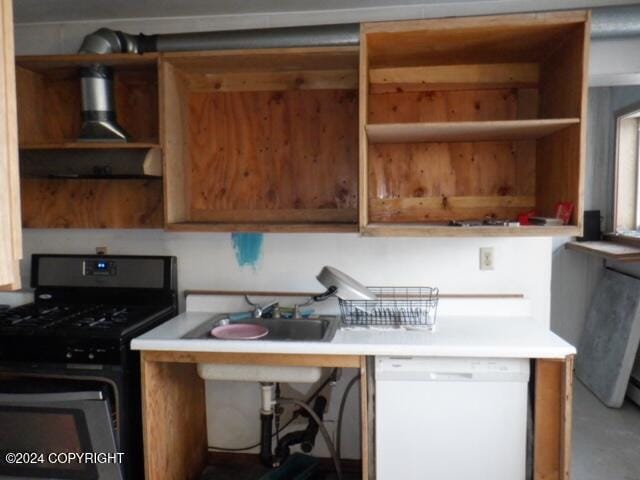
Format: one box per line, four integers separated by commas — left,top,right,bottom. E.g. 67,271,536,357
8,231,552,323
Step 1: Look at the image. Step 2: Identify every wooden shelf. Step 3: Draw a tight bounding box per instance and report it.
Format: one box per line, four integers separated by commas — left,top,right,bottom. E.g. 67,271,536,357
362,223,581,237
20,142,160,150
166,222,359,233
366,118,580,144
16,52,159,70
566,241,640,262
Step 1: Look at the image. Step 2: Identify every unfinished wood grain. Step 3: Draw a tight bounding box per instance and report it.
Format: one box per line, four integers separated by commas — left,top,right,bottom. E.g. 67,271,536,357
113,68,160,142
167,222,358,233
369,63,540,93
362,223,580,237
368,89,523,124
142,350,361,368
534,358,566,480
0,0,21,289
16,59,159,145
363,11,589,68
565,241,640,262
536,18,589,229
21,179,164,228
189,207,357,223
162,46,359,74
536,124,582,221
186,89,358,219
360,357,370,480
161,47,360,230
370,195,535,222
141,357,207,480
359,23,370,230
368,140,535,205
366,119,578,143
160,60,189,226
560,356,574,480
360,11,588,235
185,68,357,92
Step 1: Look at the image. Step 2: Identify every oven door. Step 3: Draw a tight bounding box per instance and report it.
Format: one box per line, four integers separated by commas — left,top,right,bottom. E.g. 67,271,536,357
0,391,123,480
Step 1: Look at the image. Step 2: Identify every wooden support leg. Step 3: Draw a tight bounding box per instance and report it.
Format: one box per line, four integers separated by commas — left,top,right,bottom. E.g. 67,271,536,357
360,357,369,480
534,356,574,480
141,354,207,480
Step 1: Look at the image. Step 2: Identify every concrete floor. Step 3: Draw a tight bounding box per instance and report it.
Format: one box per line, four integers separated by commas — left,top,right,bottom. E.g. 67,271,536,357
572,380,640,480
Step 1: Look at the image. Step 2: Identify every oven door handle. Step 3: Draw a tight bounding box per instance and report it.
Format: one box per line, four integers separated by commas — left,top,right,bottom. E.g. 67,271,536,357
0,391,104,403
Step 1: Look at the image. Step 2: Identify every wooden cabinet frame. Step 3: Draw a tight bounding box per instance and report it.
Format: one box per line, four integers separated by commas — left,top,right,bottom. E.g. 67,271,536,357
359,12,590,237
140,351,573,480
159,47,360,233
14,11,589,236
0,0,21,289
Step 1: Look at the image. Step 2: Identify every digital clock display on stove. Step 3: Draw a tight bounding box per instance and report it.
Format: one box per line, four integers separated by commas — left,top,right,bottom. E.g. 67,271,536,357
83,259,117,276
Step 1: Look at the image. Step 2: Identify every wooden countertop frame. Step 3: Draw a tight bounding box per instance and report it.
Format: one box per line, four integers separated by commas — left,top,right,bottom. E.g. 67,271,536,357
140,350,572,480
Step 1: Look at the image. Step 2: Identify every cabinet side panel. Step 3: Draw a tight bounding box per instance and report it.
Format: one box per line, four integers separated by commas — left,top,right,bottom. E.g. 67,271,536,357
534,359,573,480
161,61,189,224
537,20,589,228
0,0,21,289
141,359,207,480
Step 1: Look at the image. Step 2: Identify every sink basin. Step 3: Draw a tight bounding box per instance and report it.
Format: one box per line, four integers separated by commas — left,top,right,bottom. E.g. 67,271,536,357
182,313,340,343
183,313,340,383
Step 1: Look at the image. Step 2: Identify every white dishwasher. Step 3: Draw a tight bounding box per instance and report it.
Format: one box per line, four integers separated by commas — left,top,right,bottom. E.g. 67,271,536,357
375,356,529,480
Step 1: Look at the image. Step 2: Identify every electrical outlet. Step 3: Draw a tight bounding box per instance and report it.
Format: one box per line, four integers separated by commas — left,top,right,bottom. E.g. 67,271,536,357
479,247,494,271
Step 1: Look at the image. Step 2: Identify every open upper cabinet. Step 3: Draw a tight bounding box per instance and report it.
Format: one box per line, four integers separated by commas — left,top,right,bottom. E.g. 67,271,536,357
161,47,359,232
359,11,590,236
14,10,590,236
15,54,164,228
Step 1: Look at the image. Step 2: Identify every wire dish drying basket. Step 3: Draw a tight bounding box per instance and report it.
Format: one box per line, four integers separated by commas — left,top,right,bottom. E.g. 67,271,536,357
338,287,439,331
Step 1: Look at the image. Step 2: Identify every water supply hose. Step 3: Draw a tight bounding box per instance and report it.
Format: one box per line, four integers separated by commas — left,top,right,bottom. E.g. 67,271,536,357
336,374,360,462
279,398,343,480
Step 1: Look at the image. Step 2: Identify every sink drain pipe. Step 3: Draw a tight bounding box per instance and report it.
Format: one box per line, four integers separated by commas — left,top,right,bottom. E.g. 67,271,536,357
260,382,276,467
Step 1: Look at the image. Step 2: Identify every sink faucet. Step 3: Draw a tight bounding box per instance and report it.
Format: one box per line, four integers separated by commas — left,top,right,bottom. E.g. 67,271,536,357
244,296,279,318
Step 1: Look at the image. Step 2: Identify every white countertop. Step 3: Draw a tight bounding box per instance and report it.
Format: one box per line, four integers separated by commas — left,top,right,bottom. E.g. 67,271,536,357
131,311,575,359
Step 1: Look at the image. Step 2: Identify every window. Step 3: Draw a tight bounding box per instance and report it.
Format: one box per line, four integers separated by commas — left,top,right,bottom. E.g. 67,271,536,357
613,106,640,235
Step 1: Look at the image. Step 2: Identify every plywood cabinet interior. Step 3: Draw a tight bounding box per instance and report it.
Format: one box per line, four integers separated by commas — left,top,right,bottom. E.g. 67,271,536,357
14,11,589,236
360,11,590,236
0,0,22,290
161,47,360,232
15,53,164,229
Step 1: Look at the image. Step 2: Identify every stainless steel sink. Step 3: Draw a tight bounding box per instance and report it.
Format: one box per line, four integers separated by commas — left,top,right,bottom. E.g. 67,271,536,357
182,313,340,342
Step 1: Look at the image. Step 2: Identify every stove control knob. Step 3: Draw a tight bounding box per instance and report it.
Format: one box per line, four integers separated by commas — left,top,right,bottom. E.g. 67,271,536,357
88,353,95,360
66,352,73,359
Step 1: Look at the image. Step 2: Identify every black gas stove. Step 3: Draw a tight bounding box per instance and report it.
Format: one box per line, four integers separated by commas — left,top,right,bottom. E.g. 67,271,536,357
0,254,178,480
0,254,177,364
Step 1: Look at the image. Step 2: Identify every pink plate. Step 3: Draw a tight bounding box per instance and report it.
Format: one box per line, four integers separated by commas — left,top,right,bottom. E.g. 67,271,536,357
211,323,269,340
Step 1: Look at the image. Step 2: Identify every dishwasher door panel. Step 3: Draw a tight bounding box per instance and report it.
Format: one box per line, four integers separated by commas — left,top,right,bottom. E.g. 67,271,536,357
376,376,527,480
